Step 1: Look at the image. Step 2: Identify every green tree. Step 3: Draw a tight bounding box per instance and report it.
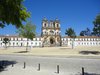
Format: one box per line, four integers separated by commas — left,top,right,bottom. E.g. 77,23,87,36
80,28,91,36
85,28,91,36
92,14,100,36
0,0,30,28
2,37,10,49
17,21,36,52
80,31,86,36
65,28,76,49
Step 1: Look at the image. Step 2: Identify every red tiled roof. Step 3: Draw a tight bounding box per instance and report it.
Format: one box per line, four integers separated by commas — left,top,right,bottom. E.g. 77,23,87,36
0,35,41,38
63,36,100,38
0,35,100,38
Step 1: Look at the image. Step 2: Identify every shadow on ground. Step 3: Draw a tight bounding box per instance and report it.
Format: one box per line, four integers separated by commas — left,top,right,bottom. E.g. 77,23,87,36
76,72,100,75
14,51,28,53
79,51,100,55
0,60,17,72
84,72,100,75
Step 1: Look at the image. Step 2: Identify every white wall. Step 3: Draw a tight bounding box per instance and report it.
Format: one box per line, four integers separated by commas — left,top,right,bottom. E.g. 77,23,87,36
0,36,100,47
62,37,100,47
0,37,42,47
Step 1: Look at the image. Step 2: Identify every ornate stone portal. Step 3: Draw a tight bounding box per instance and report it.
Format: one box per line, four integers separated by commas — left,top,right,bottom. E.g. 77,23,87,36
41,18,61,47
50,37,54,44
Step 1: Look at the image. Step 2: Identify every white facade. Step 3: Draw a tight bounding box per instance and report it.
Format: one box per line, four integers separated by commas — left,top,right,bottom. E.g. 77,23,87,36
0,36,43,47
62,36,100,47
0,36,100,47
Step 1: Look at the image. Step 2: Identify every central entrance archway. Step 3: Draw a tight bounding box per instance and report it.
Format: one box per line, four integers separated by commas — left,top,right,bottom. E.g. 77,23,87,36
50,38,54,44
50,37,55,45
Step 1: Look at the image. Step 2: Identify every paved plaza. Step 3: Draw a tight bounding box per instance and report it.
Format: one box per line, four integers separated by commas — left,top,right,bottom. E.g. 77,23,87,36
0,46,100,75
0,55,100,75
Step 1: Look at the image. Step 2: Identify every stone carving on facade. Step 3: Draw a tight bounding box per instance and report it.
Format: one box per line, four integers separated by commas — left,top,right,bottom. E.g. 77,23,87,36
41,18,61,47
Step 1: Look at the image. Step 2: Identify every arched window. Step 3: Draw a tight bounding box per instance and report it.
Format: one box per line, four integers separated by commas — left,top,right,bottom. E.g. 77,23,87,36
57,24,59,27
44,23,46,27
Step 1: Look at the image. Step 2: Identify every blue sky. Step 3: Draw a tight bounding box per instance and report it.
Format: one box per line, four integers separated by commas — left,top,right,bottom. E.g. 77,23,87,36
0,0,100,36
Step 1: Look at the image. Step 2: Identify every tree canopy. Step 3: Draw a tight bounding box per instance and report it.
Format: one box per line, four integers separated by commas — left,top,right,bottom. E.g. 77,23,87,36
0,0,30,28
65,28,76,38
17,21,36,40
3,37,10,48
92,14,100,36
80,31,86,36
80,28,91,36
65,28,76,49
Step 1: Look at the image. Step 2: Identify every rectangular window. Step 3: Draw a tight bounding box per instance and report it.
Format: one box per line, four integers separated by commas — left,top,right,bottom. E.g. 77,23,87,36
21,43,22,46
13,42,15,46
96,43,97,45
17,38,18,41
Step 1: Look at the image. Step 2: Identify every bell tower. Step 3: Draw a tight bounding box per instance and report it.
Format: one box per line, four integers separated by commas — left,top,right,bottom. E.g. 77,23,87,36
41,18,49,46
54,19,61,46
